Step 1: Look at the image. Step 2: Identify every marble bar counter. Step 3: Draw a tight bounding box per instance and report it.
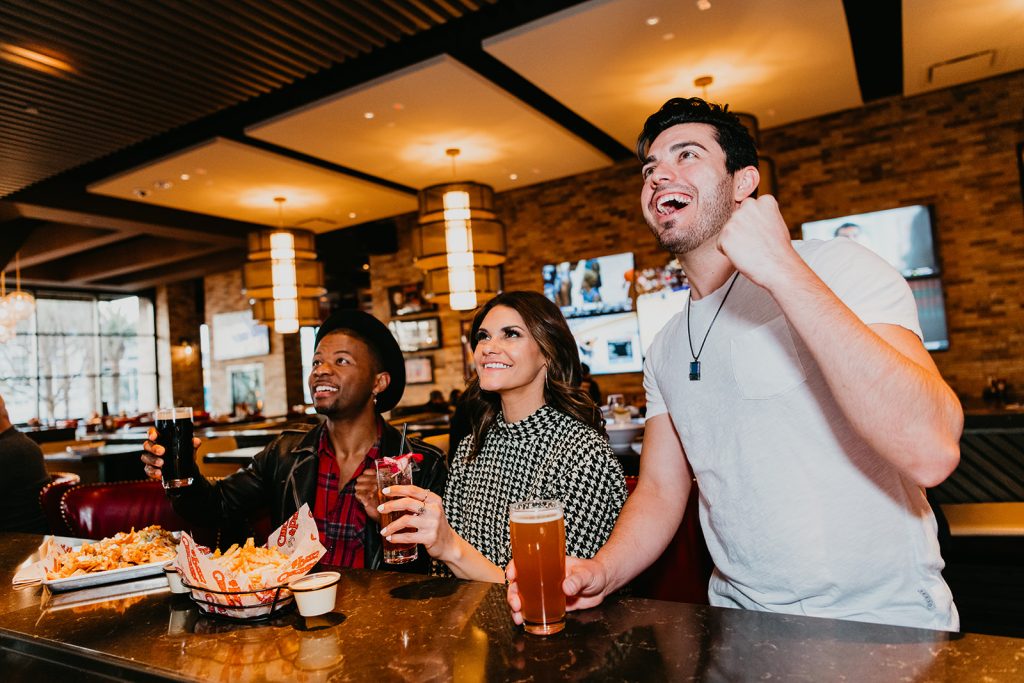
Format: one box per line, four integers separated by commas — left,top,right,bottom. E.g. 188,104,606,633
2,533,1023,682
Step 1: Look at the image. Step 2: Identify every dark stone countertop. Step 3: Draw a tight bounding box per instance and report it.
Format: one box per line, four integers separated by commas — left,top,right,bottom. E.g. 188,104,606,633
2,533,1024,681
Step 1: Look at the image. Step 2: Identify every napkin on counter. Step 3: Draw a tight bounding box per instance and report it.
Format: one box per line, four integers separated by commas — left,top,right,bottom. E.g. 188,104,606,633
12,536,64,586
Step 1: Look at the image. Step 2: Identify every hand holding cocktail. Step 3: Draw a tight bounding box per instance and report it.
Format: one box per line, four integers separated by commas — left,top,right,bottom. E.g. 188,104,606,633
377,482,449,561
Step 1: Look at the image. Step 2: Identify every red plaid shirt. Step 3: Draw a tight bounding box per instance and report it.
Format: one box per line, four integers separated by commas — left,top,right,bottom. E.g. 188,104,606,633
312,420,382,568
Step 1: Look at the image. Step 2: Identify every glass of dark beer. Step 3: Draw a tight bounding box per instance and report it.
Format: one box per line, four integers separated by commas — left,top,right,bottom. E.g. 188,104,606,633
154,407,196,489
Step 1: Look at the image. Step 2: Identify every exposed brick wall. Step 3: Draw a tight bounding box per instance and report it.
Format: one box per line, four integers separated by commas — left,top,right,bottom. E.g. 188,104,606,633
761,70,1024,399
370,69,1024,406
203,269,304,417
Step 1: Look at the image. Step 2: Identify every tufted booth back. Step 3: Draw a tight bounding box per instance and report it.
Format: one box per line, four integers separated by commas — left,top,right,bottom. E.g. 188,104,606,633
60,480,219,547
626,475,714,605
39,471,81,536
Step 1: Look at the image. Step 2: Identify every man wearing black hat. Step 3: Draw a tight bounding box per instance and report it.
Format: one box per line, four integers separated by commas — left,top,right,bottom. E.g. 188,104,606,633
142,310,447,572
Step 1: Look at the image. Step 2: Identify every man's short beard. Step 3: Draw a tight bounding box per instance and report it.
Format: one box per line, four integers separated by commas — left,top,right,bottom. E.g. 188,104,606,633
648,174,735,255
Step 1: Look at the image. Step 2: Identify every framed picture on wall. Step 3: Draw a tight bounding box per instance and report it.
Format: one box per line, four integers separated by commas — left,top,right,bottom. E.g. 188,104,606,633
405,356,434,385
388,282,437,318
228,363,264,414
388,317,442,352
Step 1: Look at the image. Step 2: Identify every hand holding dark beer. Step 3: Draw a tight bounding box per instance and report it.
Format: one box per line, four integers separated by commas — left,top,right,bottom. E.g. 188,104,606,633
141,426,202,483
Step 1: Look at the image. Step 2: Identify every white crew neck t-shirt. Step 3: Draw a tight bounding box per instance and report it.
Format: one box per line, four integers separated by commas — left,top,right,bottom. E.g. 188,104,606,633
644,238,957,631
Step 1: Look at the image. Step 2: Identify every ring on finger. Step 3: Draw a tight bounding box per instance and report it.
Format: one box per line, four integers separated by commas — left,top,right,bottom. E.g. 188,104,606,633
417,503,426,515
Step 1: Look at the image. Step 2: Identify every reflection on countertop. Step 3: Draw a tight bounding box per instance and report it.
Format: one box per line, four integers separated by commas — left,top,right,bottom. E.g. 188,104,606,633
2,533,1024,681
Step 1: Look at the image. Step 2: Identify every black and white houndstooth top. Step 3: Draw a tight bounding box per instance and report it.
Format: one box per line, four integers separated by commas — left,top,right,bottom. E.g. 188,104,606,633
438,404,627,574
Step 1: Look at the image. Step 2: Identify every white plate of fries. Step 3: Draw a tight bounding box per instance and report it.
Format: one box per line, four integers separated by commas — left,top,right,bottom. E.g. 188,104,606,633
42,526,180,593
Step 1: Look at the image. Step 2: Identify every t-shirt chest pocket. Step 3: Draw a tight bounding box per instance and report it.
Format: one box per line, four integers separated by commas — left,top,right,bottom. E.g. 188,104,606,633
730,315,807,399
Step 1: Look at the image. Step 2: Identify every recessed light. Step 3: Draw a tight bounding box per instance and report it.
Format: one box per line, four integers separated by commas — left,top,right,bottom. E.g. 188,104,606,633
509,173,518,181
195,167,207,175
645,16,660,26
153,180,172,190
179,173,191,181
348,212,357,219
361,263,370,271
662,33,675,41
696,0,711,10
392,103,404,110
132,188,149,198
363,111,375,119
0,44,75,76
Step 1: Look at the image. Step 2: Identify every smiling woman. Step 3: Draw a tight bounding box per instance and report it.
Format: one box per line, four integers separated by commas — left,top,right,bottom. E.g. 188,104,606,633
377,291,626,584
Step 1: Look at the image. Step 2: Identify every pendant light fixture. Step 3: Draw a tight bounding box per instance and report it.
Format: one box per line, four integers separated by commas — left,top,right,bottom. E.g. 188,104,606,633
0,272,15,343
412,149,505,311
243,197,326,334
6,251,36,321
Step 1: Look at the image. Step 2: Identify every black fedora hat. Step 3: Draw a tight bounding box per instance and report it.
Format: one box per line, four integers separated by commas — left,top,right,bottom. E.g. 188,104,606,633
313,310,405,412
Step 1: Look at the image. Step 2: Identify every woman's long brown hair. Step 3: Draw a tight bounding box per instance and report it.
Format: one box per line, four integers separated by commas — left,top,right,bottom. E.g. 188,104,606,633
462,291,606,461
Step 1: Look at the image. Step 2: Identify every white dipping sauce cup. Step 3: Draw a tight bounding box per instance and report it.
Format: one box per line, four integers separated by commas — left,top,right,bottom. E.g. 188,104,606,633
288,572,341,617
164,563,189,594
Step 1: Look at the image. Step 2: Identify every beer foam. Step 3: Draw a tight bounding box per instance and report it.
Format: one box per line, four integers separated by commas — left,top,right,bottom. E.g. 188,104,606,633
510,509,563,524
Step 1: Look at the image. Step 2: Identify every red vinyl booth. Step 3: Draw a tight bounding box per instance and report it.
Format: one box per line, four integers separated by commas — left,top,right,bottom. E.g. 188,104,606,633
39,471,81,536
625,475,715,604
60,480,219,548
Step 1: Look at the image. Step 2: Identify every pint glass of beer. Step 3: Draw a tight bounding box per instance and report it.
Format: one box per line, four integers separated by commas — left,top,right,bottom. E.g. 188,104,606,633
154,407,196,489
509,499,566,635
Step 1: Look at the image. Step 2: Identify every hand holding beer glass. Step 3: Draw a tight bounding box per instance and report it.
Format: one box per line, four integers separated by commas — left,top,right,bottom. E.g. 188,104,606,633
153,407,197,489
509,499,566,635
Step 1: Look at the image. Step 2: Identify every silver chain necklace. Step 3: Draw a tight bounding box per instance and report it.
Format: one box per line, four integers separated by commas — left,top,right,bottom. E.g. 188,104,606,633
686,273,740,381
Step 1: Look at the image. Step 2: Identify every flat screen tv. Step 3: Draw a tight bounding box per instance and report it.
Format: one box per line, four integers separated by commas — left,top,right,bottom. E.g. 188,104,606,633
566,312,643,375
800,205,938,278
907,278,950,351
635,259,690,355
542,252,634,319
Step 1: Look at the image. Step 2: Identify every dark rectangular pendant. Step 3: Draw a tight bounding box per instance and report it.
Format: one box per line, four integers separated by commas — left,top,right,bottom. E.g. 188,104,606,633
689,361,701,381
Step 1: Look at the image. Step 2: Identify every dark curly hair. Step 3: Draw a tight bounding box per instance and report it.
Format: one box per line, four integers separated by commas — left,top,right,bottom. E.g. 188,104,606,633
636,97,758,174
461,291,606,461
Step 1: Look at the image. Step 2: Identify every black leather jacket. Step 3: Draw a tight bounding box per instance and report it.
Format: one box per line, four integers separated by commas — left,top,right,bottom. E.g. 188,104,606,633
168,419,447,573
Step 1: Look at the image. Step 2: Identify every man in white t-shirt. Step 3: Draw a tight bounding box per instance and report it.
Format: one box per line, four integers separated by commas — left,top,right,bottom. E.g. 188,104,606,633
507,97,963,631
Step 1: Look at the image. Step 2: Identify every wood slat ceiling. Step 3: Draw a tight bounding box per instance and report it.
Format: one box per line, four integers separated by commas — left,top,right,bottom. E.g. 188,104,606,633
0,0,495,198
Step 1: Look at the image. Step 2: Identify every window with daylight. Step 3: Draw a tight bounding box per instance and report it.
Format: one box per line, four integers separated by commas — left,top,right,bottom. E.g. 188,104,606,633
0,293,158,424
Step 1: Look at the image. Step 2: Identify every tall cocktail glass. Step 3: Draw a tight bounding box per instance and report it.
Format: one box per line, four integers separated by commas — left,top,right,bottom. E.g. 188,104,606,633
376,458,418,564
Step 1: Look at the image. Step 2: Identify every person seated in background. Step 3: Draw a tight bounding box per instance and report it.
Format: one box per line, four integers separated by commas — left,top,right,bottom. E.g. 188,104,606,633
0,392,50,534
448,389,462,407
378,291,627,583
421,390,451,414
580,363,602,406
142,310,447,572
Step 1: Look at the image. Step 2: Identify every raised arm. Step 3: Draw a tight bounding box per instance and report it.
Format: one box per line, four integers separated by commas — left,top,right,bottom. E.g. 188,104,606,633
718,195,963,487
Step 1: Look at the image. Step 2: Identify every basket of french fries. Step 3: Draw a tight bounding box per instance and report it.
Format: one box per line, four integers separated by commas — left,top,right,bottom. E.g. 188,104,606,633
173,504,326,620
